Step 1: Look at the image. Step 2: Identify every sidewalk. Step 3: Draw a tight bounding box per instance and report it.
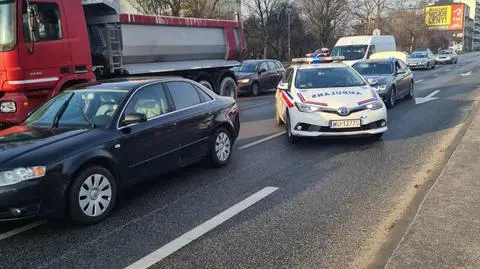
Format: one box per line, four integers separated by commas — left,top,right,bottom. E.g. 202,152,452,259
385,106,480,269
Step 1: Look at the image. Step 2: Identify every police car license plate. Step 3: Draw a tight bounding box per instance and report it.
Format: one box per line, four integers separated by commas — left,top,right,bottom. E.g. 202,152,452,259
330,120,361,129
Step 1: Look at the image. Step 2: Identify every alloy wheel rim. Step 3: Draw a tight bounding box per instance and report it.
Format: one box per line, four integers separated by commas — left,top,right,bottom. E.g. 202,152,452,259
78,174,112,217
215,132,231,161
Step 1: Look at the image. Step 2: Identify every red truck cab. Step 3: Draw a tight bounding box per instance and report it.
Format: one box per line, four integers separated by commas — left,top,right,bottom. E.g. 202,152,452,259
0,0,95,124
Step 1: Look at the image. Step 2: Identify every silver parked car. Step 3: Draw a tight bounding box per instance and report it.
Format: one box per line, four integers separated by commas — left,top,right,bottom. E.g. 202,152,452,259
435,49,458,64
407,49,436,70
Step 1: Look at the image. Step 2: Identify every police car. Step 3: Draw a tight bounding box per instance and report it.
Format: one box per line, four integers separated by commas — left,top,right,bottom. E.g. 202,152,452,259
275,57,388,143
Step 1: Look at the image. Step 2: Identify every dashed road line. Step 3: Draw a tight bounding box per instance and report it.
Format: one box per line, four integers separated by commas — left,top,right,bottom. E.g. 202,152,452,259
238,131,286,150
416,79,424,84
124,186,280,269
0,220,47,241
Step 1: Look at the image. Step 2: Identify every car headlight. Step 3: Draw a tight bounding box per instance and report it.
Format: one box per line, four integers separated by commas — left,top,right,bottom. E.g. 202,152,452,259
295,102,321,113
0,166,46,187
375,85,387,91
366,101,383,110
237,78,250,84
0,101,16,113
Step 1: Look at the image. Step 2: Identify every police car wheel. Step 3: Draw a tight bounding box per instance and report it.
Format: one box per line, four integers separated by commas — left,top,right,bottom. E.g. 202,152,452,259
386,87,396,108
286,112,298,143
371,133,383,141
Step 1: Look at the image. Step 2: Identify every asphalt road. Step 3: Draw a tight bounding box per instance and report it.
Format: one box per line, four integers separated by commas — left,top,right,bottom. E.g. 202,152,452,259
1,53,480,269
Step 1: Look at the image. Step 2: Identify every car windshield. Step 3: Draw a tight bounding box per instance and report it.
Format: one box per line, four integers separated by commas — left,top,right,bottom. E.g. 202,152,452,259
295,67,367,89
353,62,393,75
0,0,16,51
331,45,368,61
410,53,427,58
439,50,452,55
239,62,259,73
23,89,129,128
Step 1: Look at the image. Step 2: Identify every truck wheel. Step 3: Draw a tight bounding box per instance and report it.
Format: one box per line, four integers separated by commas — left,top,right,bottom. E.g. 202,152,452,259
199,80,214,91
219,77,237,99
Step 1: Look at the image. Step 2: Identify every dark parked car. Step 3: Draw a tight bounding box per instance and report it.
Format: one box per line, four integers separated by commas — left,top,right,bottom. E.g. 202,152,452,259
235,59,285,96
0,78,240,224
353,58,414,108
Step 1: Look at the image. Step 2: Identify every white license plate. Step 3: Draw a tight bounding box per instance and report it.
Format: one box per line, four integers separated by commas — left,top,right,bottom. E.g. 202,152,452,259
329,119,361,129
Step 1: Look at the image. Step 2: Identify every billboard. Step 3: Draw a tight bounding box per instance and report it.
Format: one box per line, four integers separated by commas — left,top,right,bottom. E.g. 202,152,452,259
425,4,464,31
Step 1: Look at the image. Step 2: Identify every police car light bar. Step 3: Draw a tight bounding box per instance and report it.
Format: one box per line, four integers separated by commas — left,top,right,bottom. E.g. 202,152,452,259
291,56,345,64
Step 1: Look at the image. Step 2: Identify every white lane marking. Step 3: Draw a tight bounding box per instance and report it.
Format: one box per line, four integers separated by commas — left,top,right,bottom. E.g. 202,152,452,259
415,90,440,105
238,131,286,150
446,68,451,71
461,71,472,76
0,220,47,241
433,73,439,77
416,79,424,84
124,186,279,269
241,101,272,110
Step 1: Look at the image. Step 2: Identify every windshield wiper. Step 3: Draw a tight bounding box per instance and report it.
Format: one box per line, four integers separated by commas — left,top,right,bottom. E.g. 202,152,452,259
75,100,96,128
51,93,74,128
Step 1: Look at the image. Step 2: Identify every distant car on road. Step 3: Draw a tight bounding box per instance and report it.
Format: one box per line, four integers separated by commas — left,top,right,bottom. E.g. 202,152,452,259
275,57,388,142
235,59,285,96
435,49,458,64
407,49,436,70
0,78,240,224
353,58,414,108
306,48,330,57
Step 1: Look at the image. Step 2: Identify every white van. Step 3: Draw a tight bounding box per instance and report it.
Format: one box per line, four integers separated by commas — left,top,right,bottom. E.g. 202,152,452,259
331,35,396,66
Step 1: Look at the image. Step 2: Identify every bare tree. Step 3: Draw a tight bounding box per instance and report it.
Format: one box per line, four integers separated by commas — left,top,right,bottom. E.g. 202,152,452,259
351,0,390,34
182,0,227,18
301,0,351,47
126,0,182,16
246,0,283,58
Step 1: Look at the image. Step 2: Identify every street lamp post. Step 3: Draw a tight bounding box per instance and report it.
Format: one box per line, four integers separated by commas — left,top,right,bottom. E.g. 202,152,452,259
288,11,291,61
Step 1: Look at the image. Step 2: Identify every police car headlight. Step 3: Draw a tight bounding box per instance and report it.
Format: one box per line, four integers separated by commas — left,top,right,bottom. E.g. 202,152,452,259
366,101,383,110
295,102,321,113
375,85,387,91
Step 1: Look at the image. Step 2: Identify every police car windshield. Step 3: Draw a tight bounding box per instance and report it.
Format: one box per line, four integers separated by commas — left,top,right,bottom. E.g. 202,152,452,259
295,67,367,89
353,62,393,75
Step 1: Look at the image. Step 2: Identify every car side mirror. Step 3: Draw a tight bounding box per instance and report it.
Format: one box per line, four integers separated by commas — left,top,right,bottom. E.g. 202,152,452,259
121,113,147,126
367,78,379,86
259,68,267,74
277,82,289,91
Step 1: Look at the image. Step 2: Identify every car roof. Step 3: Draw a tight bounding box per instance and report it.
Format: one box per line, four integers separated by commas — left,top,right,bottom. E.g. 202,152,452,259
354,59,392,64
243,59,278,63
296,62,348,69
69,77,183,92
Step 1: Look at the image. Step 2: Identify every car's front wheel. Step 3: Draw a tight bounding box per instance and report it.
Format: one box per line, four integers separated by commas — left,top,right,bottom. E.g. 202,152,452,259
386,87,396,108
210,127,233,167
285,112,298,143
68,166,117,225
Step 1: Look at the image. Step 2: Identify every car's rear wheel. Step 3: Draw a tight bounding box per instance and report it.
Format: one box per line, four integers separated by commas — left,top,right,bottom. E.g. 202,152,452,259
210,127,233,167
386,87,396,108
68,166,117,225
251,83,260,96
405,81,414,99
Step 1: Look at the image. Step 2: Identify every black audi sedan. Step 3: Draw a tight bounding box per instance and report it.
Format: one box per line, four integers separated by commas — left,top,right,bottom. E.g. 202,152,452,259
0,78,240,224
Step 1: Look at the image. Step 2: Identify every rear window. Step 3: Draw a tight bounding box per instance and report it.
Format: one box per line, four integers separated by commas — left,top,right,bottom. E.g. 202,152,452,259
353,62,393,75
295,67,366,89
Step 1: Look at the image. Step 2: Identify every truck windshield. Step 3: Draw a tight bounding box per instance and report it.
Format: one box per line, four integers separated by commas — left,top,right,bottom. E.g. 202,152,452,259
331,45,368,61
0,0,16,52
